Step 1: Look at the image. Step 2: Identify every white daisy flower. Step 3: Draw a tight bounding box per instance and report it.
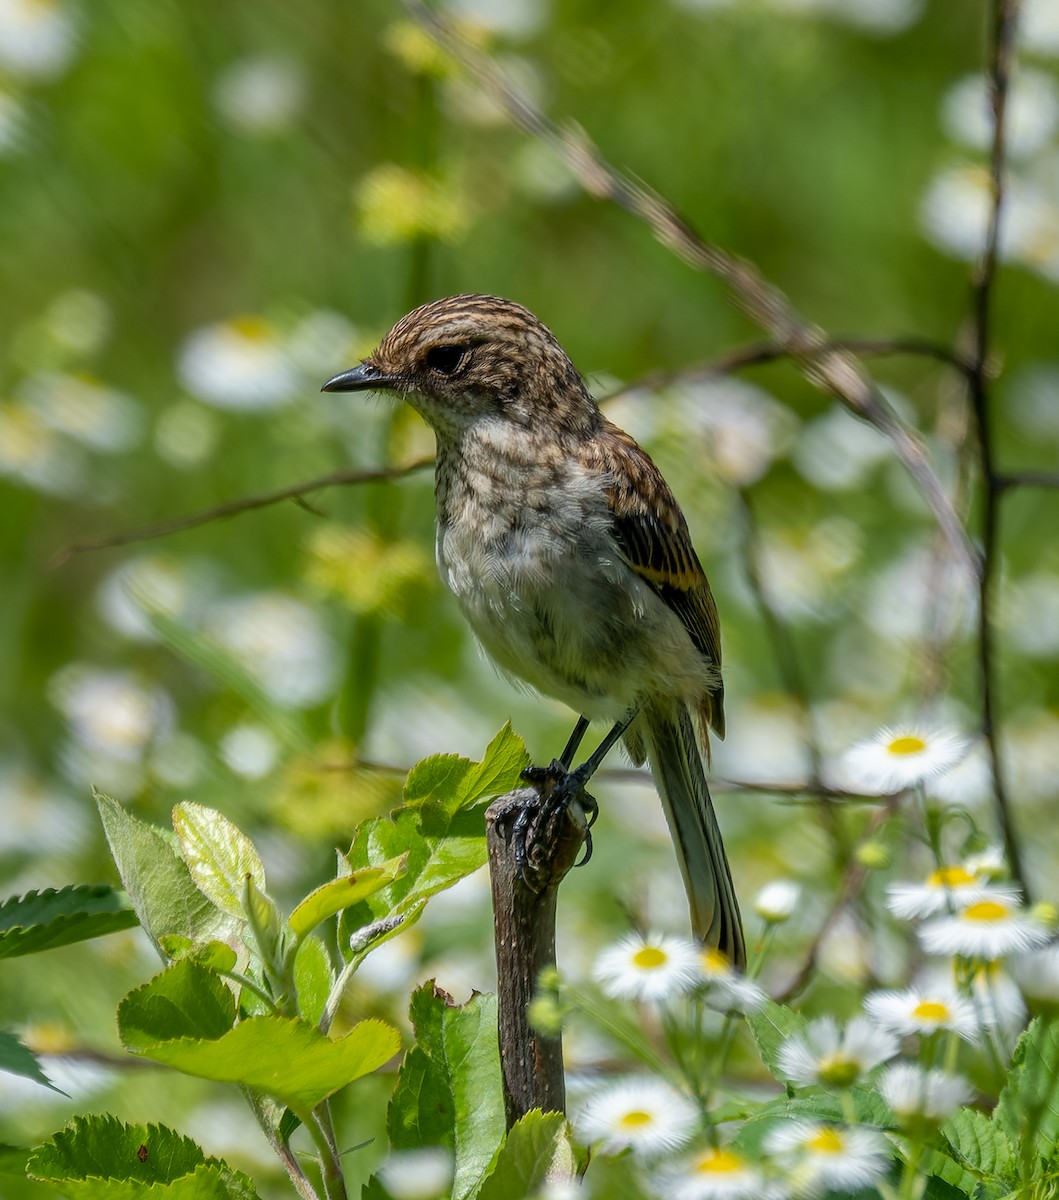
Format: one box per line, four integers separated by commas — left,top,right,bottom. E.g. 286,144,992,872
213,57,306,136
178,315,299,410
376,1146,453,1199
0,0,77,80
964,846,1007,881
661,1143,777,1200
593,932,701,1002
864,985,984,1042
21,371,141,452
765,1121,890,1196
1023,0,1059,55
941,69,1059,160
886,868,1020,920
698,948,766,1014
753,880,801,924
48,664,173,762
1009,944,1059,1006
879,1063,971,1124
920,897,1050,961
204,592,339,709
842,725,969,793
219,723,280,780
777,1015,898,1089
575,1077,698,1156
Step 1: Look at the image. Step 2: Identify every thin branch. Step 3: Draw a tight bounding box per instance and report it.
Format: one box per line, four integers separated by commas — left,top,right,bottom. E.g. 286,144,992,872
996,469,1059,492
967,0,1026,896
406,0,979,579
776,796,901,1003
49,459,433,568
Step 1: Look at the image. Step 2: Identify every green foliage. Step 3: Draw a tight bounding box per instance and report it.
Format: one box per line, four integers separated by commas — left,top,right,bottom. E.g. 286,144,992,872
338,725,528,959
388,984,507,1200
0,885,137,959
0,1029,66,1096
26,1116,260,1199
475,1111,577,1200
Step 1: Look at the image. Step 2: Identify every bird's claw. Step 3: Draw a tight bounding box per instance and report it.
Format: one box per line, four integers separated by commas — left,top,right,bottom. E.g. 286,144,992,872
510,760,597,890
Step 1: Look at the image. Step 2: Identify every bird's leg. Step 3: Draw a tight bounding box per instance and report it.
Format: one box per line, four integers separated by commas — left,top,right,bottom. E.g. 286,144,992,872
513,709,639,886
559,715,591,769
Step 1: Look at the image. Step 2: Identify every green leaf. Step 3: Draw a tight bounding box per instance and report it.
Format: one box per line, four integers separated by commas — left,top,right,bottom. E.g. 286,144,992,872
243,876,288,991
119,959,236,1044
289,857,408,939
0,1028,66,1095
389,984,506,1200
403,723,528,814
337,730,526,960
294,934,334,1026
733,1088,894,1157
941,1107,1016,1182
119,959,399,1118
159,937,239,974
745,999,809,1077
0,885,138,959
96,792,238,957
173,801,266,919
477,1111,575,1200
26,1114,259,1198
995,1016,1059,1173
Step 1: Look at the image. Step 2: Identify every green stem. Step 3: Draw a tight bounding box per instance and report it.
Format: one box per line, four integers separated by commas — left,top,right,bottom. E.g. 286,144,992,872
306,1106,347,1200
223,969,280,1013
244,1088,321,1200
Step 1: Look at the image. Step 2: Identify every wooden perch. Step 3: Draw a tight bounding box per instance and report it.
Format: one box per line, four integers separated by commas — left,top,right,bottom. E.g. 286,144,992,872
486,768,590,1128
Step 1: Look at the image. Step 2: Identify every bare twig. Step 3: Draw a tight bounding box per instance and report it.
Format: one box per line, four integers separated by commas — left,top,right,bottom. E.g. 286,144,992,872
776,796,901,1003
966,0,1027,896
49,460,433,568
405,0,978,578
997,469,1059,491
599,335,976,404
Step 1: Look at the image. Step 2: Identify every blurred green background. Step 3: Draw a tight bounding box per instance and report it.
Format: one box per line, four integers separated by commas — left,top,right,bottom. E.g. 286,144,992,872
2,0,1059,1193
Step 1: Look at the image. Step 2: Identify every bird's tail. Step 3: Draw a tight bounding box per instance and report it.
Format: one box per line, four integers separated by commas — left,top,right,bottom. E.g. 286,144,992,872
644,704,745,969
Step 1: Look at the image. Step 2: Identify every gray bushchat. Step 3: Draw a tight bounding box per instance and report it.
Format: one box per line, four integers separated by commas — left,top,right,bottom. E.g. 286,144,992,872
323,294,745,967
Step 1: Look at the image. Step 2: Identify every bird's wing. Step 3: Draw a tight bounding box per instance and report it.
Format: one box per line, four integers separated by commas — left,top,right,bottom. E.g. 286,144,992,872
578,421,725,739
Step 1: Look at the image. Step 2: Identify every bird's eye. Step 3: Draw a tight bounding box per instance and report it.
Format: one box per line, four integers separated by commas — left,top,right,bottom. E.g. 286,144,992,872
425,344,468,375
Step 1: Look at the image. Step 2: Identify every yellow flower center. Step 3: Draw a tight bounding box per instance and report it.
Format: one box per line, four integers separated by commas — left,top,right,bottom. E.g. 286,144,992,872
928,866,975,888
963,900,1011,923
693,1148,745,1175
701,948,731,975
806,1127,845,1155
818,1054,861,1089
229,315,274,341
617,1110,653,1129
886,735,927,756
631,945,668,970
911,999,950,1023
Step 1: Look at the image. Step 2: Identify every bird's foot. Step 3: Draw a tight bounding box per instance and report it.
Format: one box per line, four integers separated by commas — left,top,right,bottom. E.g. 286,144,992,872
494,759,597,892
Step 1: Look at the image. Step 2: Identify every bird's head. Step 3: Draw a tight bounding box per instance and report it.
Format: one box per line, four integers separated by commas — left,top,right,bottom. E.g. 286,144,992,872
322,294,599,438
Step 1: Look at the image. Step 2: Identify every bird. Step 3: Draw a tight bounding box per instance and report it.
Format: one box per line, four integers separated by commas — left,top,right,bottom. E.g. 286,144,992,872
322,294,745,968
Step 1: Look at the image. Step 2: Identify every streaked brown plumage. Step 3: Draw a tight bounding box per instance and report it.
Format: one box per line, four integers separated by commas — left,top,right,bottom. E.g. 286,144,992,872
324,294,744,966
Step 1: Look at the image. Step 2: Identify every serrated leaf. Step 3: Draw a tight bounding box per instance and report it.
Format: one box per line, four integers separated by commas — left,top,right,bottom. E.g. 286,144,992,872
336,731,527,963
26,1114,259,1198
0,885,138,959
119,959,399,1118
119,960,236,1044
995,1016,1059,1172
389,984,505,1200
96,792,238,957
942,1107,1016,1182
243,875,288,988
289,857,407,939
745,999,809,1077
0,1028,66,1094
477,1111,575,1200
403,723,528,814
173,802,266,919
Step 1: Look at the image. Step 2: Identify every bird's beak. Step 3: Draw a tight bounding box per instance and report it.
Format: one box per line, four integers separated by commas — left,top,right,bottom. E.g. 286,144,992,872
320,363,399,393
